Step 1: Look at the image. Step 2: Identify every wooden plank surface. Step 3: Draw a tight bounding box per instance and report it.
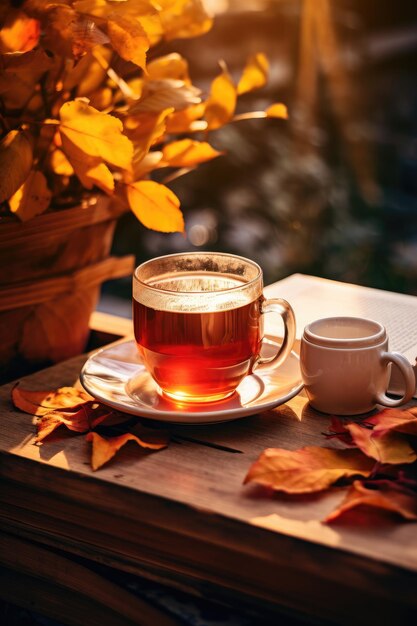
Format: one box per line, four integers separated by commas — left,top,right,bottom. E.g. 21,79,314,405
1,347,417,624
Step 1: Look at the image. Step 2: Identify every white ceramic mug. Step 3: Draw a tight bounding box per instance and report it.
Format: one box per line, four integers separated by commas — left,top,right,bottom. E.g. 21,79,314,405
300,316,416,415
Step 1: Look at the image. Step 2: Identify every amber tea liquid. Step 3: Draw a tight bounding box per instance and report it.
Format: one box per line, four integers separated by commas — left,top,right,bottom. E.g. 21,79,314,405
133,273,263,402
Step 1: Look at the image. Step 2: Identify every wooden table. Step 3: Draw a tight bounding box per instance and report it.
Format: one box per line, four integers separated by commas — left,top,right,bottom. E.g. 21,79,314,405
1,314,417,626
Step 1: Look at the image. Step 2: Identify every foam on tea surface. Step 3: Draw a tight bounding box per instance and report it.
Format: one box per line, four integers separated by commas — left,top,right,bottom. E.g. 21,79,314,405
133,271,262,312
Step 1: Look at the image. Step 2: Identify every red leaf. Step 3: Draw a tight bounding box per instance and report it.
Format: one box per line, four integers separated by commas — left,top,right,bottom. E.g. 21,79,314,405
325,479,417,523
36,401,113,442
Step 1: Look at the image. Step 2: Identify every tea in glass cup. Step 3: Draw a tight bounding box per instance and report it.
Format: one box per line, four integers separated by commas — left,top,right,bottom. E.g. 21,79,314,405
133,252,296,403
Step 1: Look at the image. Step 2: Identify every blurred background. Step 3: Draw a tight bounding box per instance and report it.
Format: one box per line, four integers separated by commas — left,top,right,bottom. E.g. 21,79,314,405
102,0,417,318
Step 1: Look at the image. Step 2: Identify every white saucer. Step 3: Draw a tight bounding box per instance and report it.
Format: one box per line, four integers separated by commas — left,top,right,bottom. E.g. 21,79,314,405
80,339,303,424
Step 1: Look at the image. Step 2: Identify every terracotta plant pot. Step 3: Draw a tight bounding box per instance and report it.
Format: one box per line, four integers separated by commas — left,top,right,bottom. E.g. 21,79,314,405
0,196,134,383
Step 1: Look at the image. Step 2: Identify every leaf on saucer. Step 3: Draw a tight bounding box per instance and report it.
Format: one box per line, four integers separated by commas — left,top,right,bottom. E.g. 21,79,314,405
12,384,91,416
325,479,417,523
86,426,169,470
36,401,113,442
244,446,374,493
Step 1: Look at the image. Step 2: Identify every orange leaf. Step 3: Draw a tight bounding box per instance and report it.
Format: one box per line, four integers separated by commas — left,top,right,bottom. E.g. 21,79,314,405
0,10,40,53
125,108,173,169
106,14,149,70
325,480,417,523
126,180,184,233
147,52,190,83
205,64,236,131
36,402,113,442
9,170,52,221
237,53,269,95
12,385,91,416
59,100,133,170
159,0,213,41
165,103,207,133
0,130,33,203
86,427,168,470
244,446,375,494
266,103,288,119
346,422,417,465
161,139,222,167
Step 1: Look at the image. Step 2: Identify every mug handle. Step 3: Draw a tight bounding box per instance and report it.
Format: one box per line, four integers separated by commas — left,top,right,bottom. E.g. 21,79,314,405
374,352,416,407
255,298,296,369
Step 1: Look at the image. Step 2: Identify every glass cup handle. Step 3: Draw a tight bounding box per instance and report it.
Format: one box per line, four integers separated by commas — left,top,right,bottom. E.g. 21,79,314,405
374,352,415,407
255,298,296,369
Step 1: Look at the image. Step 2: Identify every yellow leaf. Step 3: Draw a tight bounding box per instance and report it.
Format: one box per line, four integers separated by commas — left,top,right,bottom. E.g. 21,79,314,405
266,103,288,119
59,100,133,169
159,0,213,41
9,170,52,222
161,139,222,167
61,136,115,194
0,130,33,203
107,15,149,70
138,13,163,46
0,48,53,110
63,48,109,96
129,79,201,114
0,10,40,53
127,180,184,232
130,151,163,180
165,103,206,133
74,0,157,19
237,52,269,95
147,53,190,83
50,149,74,176
86,427,168,470
125,108,173,165
205,65,236,130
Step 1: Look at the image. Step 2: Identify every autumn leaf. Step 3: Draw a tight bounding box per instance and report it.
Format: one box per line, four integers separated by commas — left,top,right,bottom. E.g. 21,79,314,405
106,14,149,70
12,385,91,417
73,0,157,20
205,64,236,131
165,103,207,133
0,130,33,203
50,149,75,176
9,170,52,222
129,79,201,114
36,401,113,442
266,103,289,119
161,139,222,167
86,426,168,470
147,53,190,83
59,100,133,170
126,180,184,233
244,446,375,494
325,479,417,523
159,0,213,41
237,53,269,95
125,108,173,168
346,422,417,465
0,10,40,53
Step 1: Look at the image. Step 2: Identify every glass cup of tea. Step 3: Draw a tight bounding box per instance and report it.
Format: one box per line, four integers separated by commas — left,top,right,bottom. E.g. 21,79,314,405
133,252,296,403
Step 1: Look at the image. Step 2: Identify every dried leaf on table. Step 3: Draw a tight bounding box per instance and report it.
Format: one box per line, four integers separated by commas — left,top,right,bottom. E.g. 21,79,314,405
346,422,417,465
86,426,169,470
12,385,91,416
325,479,417,523
36,401,113,442
244,446,375,494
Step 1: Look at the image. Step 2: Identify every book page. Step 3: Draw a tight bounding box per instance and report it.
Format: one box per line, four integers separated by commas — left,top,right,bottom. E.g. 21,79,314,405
264,274,417,397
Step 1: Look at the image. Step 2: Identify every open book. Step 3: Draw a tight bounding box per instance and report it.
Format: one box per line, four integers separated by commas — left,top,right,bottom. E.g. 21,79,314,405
264,273,417,397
